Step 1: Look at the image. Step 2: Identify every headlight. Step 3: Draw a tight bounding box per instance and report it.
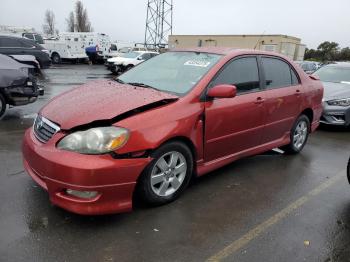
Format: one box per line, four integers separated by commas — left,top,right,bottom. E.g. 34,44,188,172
57,126,129,154
327,98,350,107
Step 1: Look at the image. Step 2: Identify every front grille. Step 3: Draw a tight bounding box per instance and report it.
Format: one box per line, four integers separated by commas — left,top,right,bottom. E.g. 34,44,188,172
33,115,60,143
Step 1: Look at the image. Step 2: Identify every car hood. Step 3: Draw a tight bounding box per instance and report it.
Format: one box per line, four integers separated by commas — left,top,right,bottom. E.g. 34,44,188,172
40,80,179,130
322,81,350,101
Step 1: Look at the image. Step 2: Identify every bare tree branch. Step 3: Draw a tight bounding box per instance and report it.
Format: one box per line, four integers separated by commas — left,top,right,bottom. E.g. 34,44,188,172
74,1,93,32
66,11,75,32
43,10,56,35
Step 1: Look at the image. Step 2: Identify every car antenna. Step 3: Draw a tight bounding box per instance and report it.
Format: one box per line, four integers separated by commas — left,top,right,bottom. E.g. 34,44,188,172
254,31,266,50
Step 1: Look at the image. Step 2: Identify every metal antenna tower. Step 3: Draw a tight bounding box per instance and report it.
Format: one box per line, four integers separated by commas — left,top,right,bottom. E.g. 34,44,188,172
144,0,173,49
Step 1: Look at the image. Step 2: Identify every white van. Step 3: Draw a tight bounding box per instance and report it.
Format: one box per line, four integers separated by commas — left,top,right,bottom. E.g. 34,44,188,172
42,32,111,63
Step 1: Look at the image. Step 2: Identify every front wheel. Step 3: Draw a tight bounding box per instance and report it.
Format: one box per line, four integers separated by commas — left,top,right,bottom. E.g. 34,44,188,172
137,141,193,205
0,93,7,119
281,115,310,154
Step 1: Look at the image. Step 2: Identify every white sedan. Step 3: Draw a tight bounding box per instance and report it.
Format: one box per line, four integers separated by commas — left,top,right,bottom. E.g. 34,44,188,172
106,51,159,73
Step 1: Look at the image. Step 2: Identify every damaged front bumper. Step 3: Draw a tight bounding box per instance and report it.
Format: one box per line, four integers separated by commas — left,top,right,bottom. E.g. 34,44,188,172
5,80,44,106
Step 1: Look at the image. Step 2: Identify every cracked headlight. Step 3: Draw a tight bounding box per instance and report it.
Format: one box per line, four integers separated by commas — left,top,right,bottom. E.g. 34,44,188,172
57,126,129,154
327,98,350,107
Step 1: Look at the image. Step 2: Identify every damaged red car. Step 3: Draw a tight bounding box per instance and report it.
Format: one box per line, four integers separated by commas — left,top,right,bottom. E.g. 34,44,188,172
22,48,323,215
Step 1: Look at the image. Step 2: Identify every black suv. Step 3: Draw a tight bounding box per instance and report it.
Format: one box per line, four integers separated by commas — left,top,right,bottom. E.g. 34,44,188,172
0,36,51,68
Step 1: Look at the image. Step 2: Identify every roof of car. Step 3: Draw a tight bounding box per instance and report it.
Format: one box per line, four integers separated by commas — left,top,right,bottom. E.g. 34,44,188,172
170,47,288,57
325,62,350,68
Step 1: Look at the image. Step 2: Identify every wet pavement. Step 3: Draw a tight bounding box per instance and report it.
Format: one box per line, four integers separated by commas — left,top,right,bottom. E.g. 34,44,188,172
0,64,350,262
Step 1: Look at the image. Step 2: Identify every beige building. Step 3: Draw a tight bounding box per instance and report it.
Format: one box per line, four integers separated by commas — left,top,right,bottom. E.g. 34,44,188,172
168,34,306,61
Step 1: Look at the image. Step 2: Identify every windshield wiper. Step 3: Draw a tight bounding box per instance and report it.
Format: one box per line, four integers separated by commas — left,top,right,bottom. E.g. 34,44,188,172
126,82,159,91
115,78,125,84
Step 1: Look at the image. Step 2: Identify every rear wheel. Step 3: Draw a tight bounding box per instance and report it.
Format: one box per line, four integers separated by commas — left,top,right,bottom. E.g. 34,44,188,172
51,53,61,64
137,141,193,205
281,115,310,154
0,93,7,119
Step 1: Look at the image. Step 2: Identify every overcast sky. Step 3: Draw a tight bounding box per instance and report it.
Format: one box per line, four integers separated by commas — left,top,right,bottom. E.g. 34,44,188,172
0,0,349,49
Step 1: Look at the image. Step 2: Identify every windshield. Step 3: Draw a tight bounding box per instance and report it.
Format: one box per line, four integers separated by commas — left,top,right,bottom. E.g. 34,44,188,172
117,51,222,95
314,66,350,83
119,47,131,53
122,52,141,59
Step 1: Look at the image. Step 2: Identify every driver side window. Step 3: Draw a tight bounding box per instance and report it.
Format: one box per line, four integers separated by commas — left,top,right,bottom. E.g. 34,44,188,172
210,56,261,94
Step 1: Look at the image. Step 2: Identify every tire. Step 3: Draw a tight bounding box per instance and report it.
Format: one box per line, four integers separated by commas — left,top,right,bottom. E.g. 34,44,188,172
0,93,7,119
281,114,310,154
51,53,61,64
137,141,194,206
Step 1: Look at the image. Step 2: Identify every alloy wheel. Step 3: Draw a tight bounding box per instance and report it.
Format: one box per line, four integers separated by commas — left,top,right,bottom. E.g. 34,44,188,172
150,151,187,197
293,120,308,149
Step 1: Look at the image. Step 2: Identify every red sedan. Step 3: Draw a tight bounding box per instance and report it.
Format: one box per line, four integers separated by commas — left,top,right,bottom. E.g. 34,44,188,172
22,48,323,215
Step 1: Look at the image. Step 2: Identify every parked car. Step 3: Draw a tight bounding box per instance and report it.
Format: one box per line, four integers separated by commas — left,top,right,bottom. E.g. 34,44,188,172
105,45,148,60
9,55,41,74
22,48,323,215
0,35,51,68
295,61,320,74
313,62,350,126
106,51,159,73
0,54,43,118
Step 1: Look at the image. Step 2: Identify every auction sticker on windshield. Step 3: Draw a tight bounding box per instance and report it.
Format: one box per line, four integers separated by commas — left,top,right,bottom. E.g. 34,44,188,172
184,60,211,67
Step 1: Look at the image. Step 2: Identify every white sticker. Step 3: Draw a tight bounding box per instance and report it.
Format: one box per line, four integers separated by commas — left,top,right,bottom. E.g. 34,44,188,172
184,60,211,67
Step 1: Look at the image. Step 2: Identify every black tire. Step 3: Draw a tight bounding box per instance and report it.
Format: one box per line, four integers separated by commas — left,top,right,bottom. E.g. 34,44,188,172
137,141,193,206
281,114,310,154
0,93,7,119
51,53,61,64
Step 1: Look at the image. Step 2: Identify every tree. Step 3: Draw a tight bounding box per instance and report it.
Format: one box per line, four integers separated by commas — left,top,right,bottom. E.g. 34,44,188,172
66,11,75,32
317,41,340,61
42,10,56,35
74,1,92,32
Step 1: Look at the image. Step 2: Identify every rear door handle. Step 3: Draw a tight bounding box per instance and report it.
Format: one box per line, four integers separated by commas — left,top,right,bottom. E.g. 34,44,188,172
295,89,301,96
254,97,265,104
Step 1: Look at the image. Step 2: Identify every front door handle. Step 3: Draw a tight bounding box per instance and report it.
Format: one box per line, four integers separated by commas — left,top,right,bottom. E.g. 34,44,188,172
254,97,265,104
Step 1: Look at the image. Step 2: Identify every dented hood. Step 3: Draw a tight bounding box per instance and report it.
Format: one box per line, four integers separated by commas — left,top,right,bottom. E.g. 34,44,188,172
40,80,178,130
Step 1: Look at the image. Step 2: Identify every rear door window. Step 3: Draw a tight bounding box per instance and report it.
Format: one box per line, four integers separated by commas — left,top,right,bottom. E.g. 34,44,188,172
210,56,261,94
262,57,299,88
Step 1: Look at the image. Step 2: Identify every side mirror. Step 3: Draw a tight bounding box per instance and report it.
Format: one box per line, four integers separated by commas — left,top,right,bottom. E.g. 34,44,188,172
137,57,143,60
309,74,320,80
207,84,237,99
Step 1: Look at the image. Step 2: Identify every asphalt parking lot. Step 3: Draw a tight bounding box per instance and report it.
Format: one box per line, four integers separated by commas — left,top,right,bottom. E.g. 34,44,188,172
0,64,349,262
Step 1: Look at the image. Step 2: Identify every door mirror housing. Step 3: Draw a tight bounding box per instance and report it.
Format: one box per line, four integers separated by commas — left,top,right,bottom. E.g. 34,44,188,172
207,84,237,99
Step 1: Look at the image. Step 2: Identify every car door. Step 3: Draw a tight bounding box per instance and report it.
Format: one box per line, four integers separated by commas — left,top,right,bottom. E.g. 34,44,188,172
259,56,301,144
204,56,267,162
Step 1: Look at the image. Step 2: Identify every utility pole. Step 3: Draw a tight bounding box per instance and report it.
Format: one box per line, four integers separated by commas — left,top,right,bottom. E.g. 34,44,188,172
144,0,173,49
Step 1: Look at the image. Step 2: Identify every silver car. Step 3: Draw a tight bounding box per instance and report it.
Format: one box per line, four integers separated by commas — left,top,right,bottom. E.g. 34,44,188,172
313,62,350,126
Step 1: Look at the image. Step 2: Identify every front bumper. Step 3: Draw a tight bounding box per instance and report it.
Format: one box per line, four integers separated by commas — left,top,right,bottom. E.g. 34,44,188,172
22,128,151,215
320,102,350,126
5,80,43,106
